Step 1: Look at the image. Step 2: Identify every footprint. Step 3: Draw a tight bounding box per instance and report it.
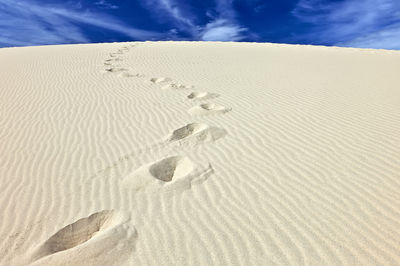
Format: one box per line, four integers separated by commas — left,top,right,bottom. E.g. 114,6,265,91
105,58,123,62
149,77,171,84
161,83,193,90
188,103,231,116
167,123,226,144
123,156,195,191
187,92,219,100
32,210,136,264
34,210,124,258
118,72,144,78
102,67,128,73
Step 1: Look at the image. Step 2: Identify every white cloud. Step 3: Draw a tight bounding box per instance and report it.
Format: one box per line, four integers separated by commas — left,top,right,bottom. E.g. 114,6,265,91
0,0,161,47
201,19,247,41
339,23,400,50
292,0,400,49
200,0,249,41
141,0,195,30
140,0,249,41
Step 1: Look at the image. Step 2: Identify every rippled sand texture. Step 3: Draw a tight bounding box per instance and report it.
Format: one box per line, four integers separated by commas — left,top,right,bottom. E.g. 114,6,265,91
1,41,400,265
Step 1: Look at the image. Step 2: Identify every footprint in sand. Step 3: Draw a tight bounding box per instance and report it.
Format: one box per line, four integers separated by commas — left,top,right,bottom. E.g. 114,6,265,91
109,53,121,58
166,123,226,144
122,156,212,192
118,72,144,78
161,83,193,90
33,210,136,261
105,58,123,62
149,77,171,84
187,91,219,100
188,103,231,116
102,67,129,73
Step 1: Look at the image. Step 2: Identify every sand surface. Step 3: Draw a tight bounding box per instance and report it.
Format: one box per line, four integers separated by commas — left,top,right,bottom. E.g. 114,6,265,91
1,41,400,265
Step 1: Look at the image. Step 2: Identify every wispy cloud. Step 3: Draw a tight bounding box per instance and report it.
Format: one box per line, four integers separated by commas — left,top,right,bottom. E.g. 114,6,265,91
0,0,161,47
339,23,400,50
200,0,248,41
140,0,249,41
201,19,247,41
94,0,119,10
140,0,197,35
292,0,400,49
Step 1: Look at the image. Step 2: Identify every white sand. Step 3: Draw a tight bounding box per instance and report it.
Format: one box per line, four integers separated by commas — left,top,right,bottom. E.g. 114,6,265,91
1,41,400,265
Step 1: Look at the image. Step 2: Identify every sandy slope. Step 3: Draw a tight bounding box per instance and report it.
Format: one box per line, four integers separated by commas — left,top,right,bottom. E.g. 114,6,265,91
0,41,400,265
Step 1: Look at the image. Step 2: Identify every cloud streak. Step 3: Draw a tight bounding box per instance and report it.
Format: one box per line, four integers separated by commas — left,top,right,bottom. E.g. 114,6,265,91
292,0,400,49
140,0,249,41
0,0,162,47
200,0,248,41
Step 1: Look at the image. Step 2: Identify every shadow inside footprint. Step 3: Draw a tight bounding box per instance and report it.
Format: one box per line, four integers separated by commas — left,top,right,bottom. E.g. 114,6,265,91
34,210,116,259
123,156,195,191
32,210,137,265
149,156,193,182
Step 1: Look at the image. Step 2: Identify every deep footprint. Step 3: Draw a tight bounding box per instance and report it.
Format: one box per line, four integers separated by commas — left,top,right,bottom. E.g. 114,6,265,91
188,103,231,116
167,123,227,143
187,92,219,100
123,156,194,191
35,210,117,259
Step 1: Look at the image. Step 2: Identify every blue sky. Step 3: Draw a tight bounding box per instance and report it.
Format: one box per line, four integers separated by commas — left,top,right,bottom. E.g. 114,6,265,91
1,0,400,49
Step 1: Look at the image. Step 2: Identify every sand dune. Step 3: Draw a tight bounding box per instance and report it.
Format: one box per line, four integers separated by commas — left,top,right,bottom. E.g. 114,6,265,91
1,41,400,265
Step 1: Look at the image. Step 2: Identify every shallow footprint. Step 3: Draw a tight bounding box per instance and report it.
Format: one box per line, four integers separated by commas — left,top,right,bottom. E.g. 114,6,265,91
123,156,195,191
167,123,226,144
188,103,231,116
161,83,193,90
149,77,171,84
102,67,128,73
105,58,123,62
187,92,219,100
118,72,144,78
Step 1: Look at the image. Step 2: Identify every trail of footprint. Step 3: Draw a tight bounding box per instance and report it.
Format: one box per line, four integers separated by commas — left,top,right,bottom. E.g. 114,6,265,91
187,91,219,100
32,210,136,261
122,156,213,192
166,123,227,144
188,103,231,116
